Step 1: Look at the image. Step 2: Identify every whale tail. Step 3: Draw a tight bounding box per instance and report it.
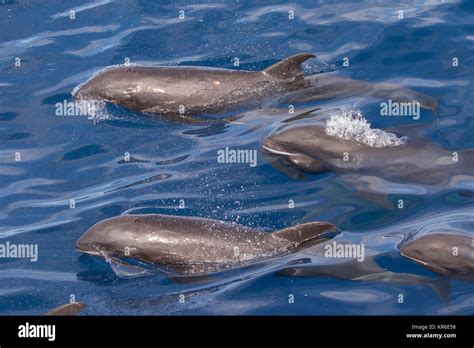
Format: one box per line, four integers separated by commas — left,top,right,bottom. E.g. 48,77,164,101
272,221,338,248
431,277,451,305
264,53,316,86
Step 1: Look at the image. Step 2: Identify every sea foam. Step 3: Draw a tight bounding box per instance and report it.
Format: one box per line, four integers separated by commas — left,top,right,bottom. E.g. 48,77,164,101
325,109,408,148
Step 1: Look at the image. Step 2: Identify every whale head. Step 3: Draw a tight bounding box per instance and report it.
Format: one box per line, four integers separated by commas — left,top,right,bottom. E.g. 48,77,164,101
262,126,334,174
73,67,143,108
76,215,156,258
400,233,474,281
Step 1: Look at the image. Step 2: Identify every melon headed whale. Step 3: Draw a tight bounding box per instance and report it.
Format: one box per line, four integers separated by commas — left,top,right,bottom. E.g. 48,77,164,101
76,214,338,276
73,53,315,120
262,124,474,186
73,53,438,122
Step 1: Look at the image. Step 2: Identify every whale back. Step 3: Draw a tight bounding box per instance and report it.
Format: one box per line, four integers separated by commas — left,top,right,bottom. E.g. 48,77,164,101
272,221,338,248
77,214,272,261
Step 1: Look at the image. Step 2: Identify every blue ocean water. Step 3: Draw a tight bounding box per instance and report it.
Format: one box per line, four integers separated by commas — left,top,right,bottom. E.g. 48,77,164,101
0,0,473,315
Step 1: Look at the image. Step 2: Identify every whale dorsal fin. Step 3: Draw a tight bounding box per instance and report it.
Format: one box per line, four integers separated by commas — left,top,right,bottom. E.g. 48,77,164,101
272,221,338,247
264,53,316,82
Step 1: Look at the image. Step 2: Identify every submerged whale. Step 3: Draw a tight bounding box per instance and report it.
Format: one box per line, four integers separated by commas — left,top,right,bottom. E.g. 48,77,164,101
263,125,474,185
400,233,473,282
73,53,316,120
281,72,439,116
278,255,451,302
76,214,338,276
278,232,473,302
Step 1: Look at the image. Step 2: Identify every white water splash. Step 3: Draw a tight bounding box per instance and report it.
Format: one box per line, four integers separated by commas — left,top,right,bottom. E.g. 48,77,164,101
83,99,113,123
325,109,408,148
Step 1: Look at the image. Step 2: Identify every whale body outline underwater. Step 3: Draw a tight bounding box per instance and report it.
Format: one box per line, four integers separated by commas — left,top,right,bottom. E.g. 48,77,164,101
72,54,472,307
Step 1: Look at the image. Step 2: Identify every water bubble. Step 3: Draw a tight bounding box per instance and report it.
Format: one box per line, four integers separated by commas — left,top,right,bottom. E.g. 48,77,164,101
325,109,408,148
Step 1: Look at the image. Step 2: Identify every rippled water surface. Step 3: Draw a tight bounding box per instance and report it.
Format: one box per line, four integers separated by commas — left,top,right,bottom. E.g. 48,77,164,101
0,0,473,315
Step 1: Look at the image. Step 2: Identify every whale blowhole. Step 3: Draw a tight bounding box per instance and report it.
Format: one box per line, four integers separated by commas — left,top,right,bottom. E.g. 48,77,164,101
325,109,408,148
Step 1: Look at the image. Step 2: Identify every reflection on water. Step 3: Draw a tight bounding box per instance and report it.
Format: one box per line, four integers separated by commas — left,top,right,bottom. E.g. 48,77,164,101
0,0,473,315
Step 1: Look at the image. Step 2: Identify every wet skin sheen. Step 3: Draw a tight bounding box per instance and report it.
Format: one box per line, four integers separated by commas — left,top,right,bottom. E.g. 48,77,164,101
76,214,338,276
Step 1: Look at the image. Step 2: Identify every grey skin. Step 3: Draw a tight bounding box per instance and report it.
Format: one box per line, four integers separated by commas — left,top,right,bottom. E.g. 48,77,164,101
73,53,438,122
44,302,87,316
73,53,316,120
76,214,338,276
400,233,474,282
262,125,474,185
